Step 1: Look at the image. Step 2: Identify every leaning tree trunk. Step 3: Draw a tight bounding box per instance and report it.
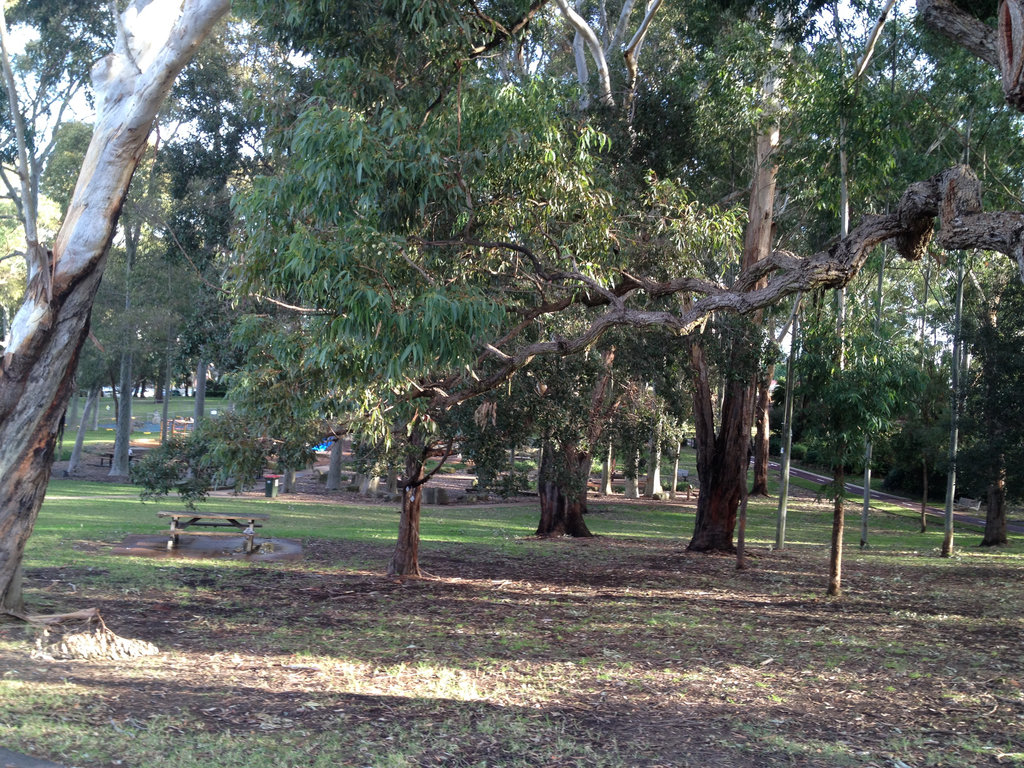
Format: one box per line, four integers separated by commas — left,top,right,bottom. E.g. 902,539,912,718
0,0,231,612
535,442,593,538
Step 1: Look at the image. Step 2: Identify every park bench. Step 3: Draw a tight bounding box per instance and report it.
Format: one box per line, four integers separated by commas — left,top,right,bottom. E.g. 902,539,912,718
955,497,982,511
158,511,270,553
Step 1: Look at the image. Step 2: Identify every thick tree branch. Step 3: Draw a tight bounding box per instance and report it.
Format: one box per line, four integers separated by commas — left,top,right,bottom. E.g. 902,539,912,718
422,165,1024,410
623,0,663,102
916,0,998,66
470,0,548,59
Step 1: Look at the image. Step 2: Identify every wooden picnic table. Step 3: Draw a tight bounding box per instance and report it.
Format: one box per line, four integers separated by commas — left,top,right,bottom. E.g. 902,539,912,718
158,511,270,553
98,447,149,467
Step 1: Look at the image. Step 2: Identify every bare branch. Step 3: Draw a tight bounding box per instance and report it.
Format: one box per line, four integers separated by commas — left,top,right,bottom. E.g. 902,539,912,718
251,295,329,314
553,0,614,107
607,0,638,55
623,0,663,89
854,0,897,80
470,0,548,59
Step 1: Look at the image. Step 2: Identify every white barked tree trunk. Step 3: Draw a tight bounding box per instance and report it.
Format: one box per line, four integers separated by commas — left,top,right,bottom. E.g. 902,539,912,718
0,0,230,612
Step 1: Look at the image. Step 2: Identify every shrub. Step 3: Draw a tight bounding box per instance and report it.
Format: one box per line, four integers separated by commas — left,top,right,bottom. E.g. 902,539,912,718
130,436,213,509
130,412,271,508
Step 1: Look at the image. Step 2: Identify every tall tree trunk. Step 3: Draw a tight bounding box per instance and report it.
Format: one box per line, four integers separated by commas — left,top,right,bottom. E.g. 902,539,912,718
646,416,663,497
670,442,681,500
0,0,230,611
860,437,872,548
775,312,799,550
160,341,173,445
827,462,845,597
109,349,133,476
193,356,207,427
980,288,1008,547
600,442,614,495
982,464,1008,546
68,389,80,427
67,386,100,476
751,363,774,495
942,255,965,558
327,437,343,490
687,24,780,551
920,457,929,533
689,356,753,552
536,441,593,537
736,465,750,570
388,442,426,578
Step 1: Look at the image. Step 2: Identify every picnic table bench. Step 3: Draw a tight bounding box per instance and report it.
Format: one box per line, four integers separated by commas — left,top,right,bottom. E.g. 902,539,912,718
98,447,149,467
956,497,982,511
158,511,270,553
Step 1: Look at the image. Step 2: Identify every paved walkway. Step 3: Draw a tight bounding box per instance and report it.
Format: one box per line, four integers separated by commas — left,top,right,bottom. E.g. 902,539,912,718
782,464,1024,535
0,747,64,768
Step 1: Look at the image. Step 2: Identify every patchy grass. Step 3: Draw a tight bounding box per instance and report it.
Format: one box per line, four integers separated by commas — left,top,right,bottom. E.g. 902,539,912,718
1,485,1022,768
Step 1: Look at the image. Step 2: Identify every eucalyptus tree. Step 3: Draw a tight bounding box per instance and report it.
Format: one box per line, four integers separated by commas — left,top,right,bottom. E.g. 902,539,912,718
227,0,1024,579
0,0,112,285
0,0,229,612
796,302,922,596
532,345,623,535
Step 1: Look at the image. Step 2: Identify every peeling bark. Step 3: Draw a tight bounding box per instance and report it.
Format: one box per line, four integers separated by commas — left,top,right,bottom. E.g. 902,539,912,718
0,0,230,611
916,0,998,67
388,449,425,578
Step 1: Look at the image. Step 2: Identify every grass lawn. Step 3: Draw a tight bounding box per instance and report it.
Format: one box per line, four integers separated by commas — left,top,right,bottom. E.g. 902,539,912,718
58,397,232,459
0,476,1022,768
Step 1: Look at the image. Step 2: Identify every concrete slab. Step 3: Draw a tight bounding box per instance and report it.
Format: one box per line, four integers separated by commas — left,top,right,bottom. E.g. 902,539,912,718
110,534,303,561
